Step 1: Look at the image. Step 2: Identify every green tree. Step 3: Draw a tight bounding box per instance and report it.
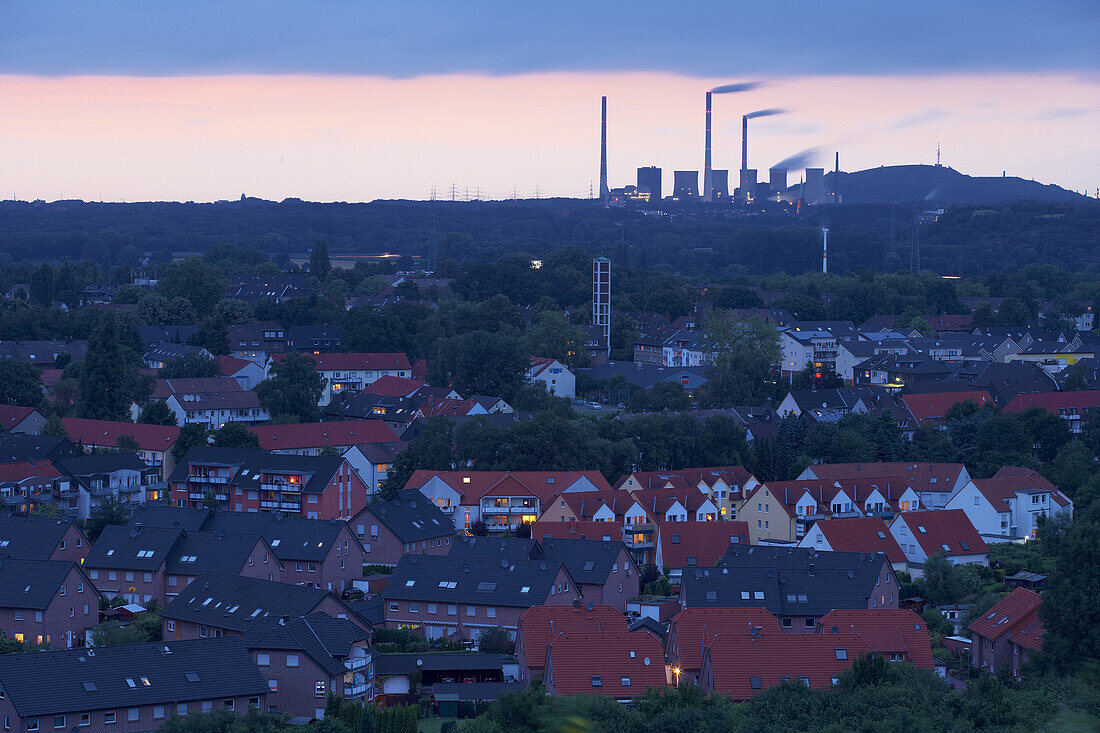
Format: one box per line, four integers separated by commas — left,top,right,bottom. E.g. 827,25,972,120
310,240,331,280
91,611,162,646
83,496,132,542
117,434,141,453
255,353,323,423
377,418,455,501
172,423,210,462
524,310,591,371
156,258,228,314
78,313,148,421
159,353,219,379
211,422,260,449
1038,503,1100,671
29,262,55,307
42,414,69,439
31,503,64,519
477,628,515,654
0,360,42,406
138,400,179,426
431,330,528,401
698,312,781,407
921,551,978,606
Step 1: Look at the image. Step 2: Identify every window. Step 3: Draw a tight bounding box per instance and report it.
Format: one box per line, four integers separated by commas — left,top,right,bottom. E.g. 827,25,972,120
749,676,761,690
591,676,602,687
428,603,437,614
176,703,188,716
740,591,750,600
805,618,815,628
104,712,116,724
409,602,418,613
389,602,399,612
268,680,278,692
466,606,475,617
798,677,810,687
448,605,457,616
224,700,235,711
831,677,840,686
754,591,764,600
835,648,847,660
621,677,631,686
79,714,91,727
27,720,38,731
315,681,326,698
167,620,176,632
128,708,140,722
487,607,496,618
153,706,165,720
782,618,793,628
53,716,65,729
257,653,270,666
287,654,300,667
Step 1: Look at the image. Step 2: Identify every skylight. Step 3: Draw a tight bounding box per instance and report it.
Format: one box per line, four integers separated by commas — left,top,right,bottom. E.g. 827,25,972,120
835,649,847,660
438,581,457,589
917,526,927,534
476,582,497,592
740,591,750,600
520,586,531,593
126,678,136,688
82,681,97,692
876,531,886,539
180,555,197,563
270,540,280,546
184,672,200,683
405,580,415,587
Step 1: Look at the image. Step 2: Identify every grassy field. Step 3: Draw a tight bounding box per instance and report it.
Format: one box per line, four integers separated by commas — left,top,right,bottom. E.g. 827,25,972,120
418,718,461,733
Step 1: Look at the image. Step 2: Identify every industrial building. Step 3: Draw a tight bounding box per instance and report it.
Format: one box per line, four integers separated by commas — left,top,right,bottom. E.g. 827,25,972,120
673,171,699,199
637,167,662,201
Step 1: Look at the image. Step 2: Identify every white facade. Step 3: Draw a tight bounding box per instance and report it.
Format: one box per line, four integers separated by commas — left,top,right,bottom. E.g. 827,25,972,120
888,514,989,578
945,481,1072,542
165,395,269,430
527,359,576,400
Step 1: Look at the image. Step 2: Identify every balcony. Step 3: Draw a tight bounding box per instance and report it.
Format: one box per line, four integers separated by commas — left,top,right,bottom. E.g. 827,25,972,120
622,524,656,549
344,683,371,698
188,475,228,484
479,499,539,513
261,482,301,493
344,656,370,671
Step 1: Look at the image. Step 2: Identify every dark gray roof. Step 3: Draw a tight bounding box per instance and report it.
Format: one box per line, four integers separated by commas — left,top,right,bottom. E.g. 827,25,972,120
323,393,418,422
579,361,709,389
678,545,890,617
128,505,213,532
383,555,569,608
0,558,77,609
373,653,503,676
348,597,385,627
354,494,453,544
164,531,266,575
56,453,153,477
85,525,180,571
0,638,267,717
432,682,523,701
785,388,862,411
202,511,345,563
161,571,334,632
449,536,538,562
243,613,369,677
538,537,632,586
628,616,669,639
0,433,78,464
137,325,198,348
971,361,1059,406
168,447,344,494
0,516,84,560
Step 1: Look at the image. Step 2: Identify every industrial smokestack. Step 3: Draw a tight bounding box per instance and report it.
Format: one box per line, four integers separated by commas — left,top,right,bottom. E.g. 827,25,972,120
741,115,748,174
822,228,829,274
833,151,840,204
600,96,609,201
703,92,713,202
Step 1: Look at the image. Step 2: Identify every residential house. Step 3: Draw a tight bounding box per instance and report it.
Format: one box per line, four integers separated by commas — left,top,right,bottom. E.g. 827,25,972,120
970,361,1058,407
0,639,268,733
657,521,750,583
797,517,909,573
0,516,89,563
665,608,783,684
227,322,288,365
699,632,869,699
0,340,87,368
945,467,1072,542
286,325,344,354
217,355,268,390
304,353,413,406
816,609,933,668
0,460,78,518
56,454,163,518
969,588,1043,677
1002,390,1100,434
577,362,709,397
322,393,420,432
243,613,372,717
61,418,181,481
358,375,427,398
143,343,212,371
528,357,575,400
168,447,369,520
202,511,366,593
152,377,269,429
161,571,366,642
0,405,46,434
350,492,454,566
515,604,625,686
680,545,899,629
228,275,312,304
798,462,971,510
888,510,989,577
779,327,843,377
84,525,277,605
407,470,610,534
0,558,99,648
382,554,580,642
776,388,867,421
373,653,503,697
544,631,666,700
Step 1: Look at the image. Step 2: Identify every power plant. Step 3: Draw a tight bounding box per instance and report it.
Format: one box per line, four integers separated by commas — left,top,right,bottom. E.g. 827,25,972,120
598,90,837,208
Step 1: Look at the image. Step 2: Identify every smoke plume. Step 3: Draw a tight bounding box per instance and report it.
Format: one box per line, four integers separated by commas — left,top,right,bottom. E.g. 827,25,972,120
710,82,762,94
745,108,785,119
772,147,822,171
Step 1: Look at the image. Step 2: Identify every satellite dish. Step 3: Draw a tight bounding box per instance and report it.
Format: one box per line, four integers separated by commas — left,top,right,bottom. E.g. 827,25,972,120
643,657,651,666
585,601,594,611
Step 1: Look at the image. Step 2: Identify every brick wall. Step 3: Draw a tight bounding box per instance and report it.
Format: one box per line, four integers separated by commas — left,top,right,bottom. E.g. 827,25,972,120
354,518,452,566
86,564,164,605
253,649,336,718
0,566,97,648
0,694,263,733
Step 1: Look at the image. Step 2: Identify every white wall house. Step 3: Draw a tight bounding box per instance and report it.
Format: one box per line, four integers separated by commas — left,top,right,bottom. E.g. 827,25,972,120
945,479,1073,542
528,358,575,400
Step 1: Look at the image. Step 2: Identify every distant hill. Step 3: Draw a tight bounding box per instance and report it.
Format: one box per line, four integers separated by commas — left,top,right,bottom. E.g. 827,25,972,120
819,164,1086,205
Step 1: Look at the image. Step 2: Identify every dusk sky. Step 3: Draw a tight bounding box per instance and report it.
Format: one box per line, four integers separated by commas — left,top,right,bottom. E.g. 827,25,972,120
2,2,1098,202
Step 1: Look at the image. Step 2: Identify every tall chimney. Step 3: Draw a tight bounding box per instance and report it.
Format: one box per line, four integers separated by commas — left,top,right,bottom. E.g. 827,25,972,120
599,96,609,201
703,92,713,202
834,151,840,203
741,115,748,174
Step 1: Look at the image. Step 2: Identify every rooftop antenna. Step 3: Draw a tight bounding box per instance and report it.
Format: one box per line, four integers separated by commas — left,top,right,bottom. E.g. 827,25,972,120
936,143,941,167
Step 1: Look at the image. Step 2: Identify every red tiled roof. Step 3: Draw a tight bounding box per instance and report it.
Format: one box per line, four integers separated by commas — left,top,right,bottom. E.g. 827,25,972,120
658,520,750,569
418,397,479,417
806,462,966,493
249,420,399,450
667,607,782,671
902,391,995,424
969,587,1041,642
558,491,634,520
532,520,621,543
548,631,666,698
704,633,870,699
817,609,933,668
807,517,907,564
0,405,36,430
518,605,625,670
40,369,63,389
629,487,715,516
0,460,61,482
893,509,988,558
1007,608,1044,652
151,377,243,399
61,418,180,451
215,355,255,376
308,353,411,372
359,375,425,397
1003,390,1100,414
528,357,560,379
